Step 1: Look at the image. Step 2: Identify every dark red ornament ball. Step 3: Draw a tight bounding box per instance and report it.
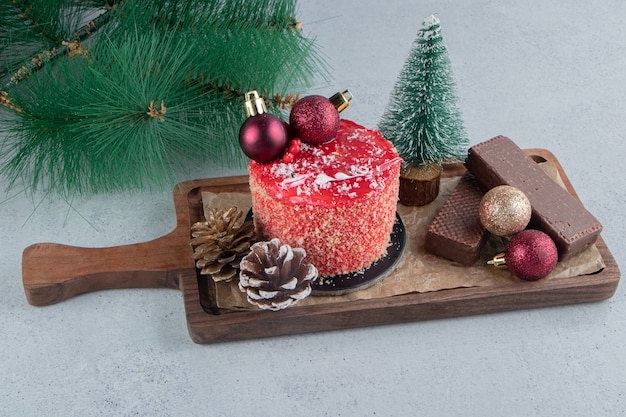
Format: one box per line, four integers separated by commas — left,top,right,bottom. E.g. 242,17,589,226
505,230,558,281
239,114,289,163
289,95,340,145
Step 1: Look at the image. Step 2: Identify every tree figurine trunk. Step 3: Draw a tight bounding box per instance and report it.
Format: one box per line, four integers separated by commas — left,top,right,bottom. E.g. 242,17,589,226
398,162,442,206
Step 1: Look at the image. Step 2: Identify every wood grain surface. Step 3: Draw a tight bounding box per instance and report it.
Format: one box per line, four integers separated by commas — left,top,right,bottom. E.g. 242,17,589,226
21,150,620,343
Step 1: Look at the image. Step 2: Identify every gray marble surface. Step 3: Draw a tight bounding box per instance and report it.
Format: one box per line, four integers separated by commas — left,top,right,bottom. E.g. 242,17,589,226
1,1,624,416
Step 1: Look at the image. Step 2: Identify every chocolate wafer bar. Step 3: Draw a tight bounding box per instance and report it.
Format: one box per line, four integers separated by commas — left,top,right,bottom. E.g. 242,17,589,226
466,135,602,261
425,173,487,266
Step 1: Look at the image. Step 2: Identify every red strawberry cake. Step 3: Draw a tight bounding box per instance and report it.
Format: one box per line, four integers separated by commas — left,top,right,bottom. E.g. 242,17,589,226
248,119,402,276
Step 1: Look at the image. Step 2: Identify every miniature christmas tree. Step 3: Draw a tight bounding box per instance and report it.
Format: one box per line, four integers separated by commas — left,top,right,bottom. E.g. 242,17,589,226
0,0,327,196
378,15,468,206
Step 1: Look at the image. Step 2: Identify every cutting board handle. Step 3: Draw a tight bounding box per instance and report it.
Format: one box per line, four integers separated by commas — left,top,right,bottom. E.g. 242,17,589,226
22,231,191,306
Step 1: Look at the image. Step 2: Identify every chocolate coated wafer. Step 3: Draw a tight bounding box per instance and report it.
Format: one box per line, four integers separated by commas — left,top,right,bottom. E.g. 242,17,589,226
425,173,487,266
466,136,602,261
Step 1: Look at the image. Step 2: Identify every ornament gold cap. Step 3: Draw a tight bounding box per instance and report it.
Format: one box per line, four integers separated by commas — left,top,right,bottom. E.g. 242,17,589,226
487,252,508,269
244,90,268,118
329,89,353,113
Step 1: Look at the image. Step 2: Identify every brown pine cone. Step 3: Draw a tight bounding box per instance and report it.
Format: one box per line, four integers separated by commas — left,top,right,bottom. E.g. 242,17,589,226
190,207,255,282
239,238,318,311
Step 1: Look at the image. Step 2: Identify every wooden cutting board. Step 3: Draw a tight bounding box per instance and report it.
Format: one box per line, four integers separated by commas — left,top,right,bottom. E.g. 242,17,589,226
22,149,621,343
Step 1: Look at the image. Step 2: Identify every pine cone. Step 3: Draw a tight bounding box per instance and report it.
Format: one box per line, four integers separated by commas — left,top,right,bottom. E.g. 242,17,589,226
190,207,255,282
239,238,318,311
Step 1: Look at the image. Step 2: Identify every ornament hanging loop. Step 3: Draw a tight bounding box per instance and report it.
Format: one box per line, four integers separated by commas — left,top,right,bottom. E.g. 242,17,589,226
244,90,268,117
329,89,353,113
487,252,508,269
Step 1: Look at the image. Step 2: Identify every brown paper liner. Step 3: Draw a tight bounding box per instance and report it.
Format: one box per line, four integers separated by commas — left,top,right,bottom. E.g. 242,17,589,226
201,161,605,311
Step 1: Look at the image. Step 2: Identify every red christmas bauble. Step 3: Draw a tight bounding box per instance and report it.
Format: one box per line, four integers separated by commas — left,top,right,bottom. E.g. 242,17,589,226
505,230,558,281
239,114,289,163
289,95,340,145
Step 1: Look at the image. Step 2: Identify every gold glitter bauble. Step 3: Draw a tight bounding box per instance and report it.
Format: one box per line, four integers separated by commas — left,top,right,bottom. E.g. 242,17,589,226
479,185,532,237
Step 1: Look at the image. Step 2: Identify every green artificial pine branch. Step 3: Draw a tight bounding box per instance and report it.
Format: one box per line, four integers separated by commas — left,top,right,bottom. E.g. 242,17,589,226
378,15,468,169
0,0,50,80
0,0,109,82
0,0,328,195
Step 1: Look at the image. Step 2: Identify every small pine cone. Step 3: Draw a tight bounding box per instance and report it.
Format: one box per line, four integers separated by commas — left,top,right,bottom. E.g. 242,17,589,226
239,238,318,311
190,207,255,282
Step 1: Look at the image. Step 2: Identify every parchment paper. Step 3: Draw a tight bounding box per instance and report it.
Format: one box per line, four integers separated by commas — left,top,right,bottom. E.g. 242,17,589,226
201,161,605,310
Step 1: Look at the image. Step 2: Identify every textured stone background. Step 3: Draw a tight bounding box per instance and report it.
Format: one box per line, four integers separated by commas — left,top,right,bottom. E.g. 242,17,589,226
1,1,624,416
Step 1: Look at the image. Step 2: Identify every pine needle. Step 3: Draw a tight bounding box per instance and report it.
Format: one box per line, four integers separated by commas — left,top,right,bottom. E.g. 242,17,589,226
0,0,328,196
